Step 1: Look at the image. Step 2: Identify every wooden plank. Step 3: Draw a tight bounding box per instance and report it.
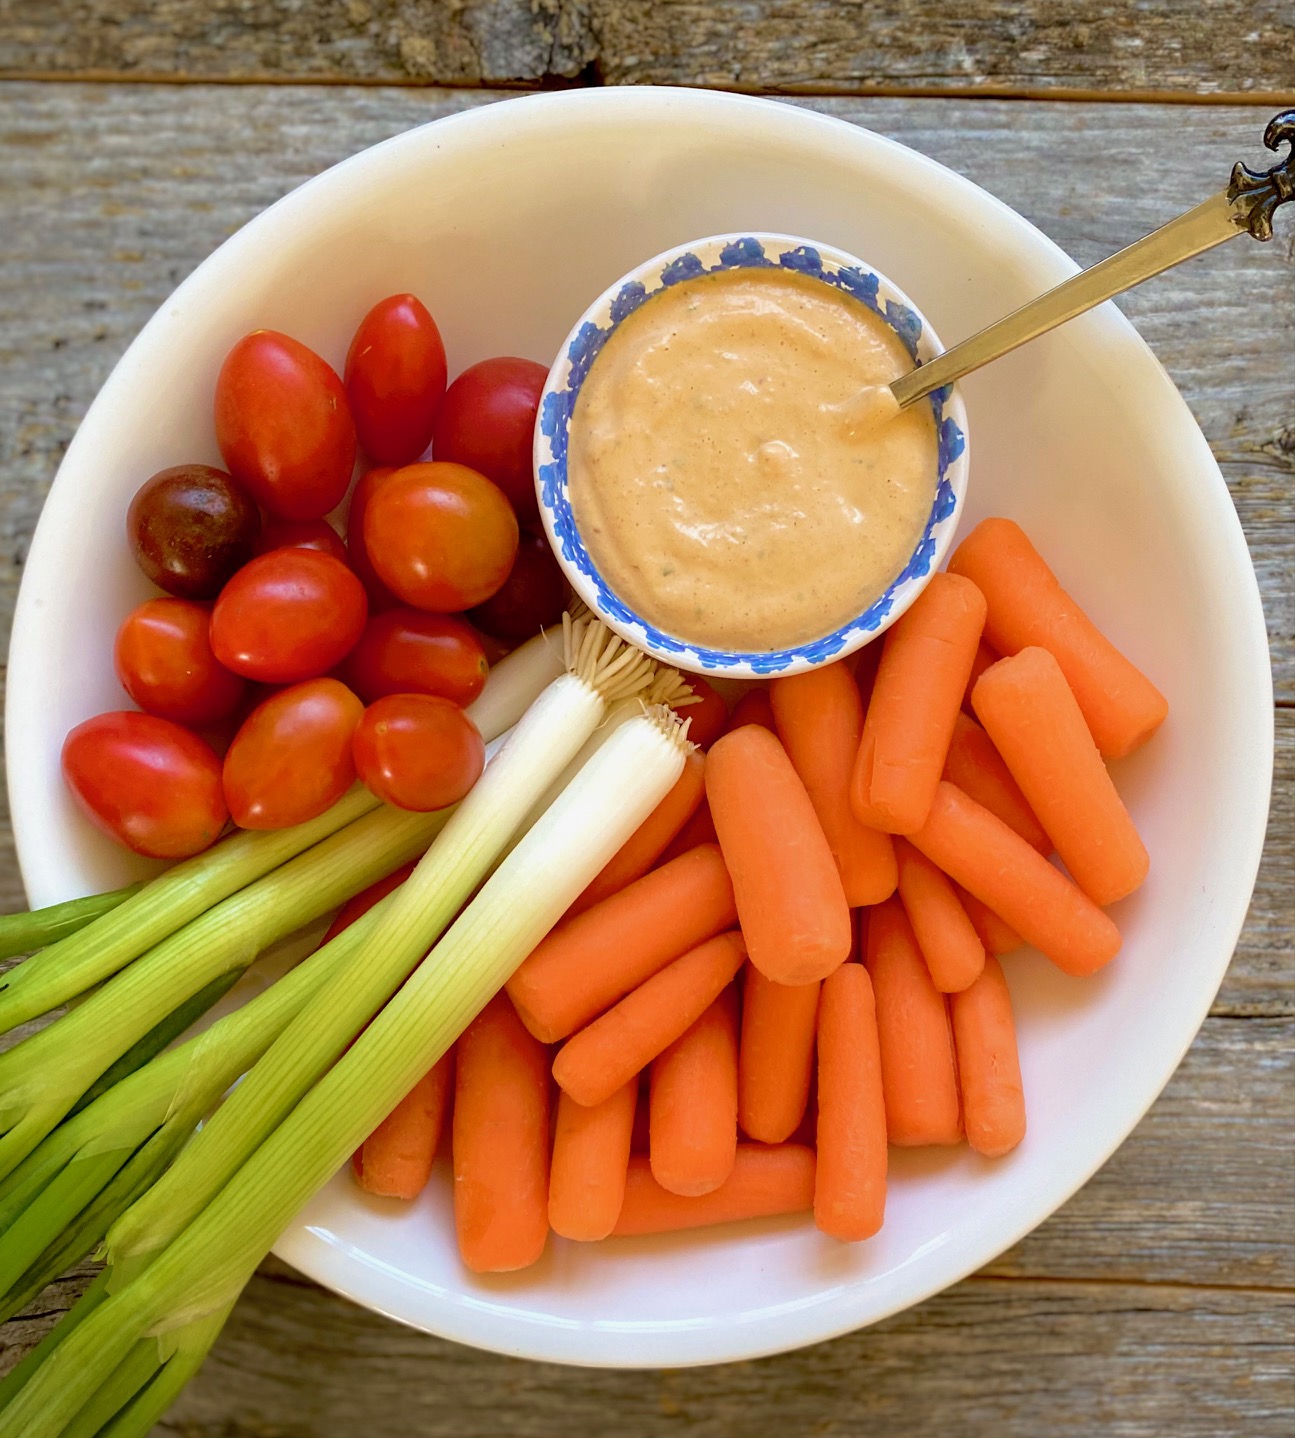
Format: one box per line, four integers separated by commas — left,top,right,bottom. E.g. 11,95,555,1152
6,1259,1265,1437
1,0,1293,97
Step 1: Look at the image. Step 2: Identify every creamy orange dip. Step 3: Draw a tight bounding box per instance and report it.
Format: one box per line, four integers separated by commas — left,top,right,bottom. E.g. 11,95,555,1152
567,267,938,652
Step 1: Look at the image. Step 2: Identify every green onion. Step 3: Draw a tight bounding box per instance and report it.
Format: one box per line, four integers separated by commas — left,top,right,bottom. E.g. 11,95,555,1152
0,787,381,1037
0,803,452,1183
0,627,558,1038
0,883,143,963
462,625,565,738
0,893,397,1322
106,616,655,1278
0,705,687,1438
65,970,242,1121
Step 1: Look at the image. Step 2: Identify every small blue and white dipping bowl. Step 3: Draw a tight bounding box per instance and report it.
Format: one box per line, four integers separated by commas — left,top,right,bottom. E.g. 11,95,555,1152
534,233,970,679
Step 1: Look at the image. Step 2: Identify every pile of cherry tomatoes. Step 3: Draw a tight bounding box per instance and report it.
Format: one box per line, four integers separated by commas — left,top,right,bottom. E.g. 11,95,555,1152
63,295,568,860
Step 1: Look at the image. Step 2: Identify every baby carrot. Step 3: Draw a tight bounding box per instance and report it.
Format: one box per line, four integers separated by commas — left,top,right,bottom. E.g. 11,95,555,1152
942,712,1051,854
722,688,776,736
972,647,1150,906
957,886,1024,955
352,1050,452,1200
911,782,1121,976
568,750,706,915
677,676,727,749
548,1081,637,1241
323,860,417,943
737,962,820,1143
452,993,550,1273
552,932,747,1109
506,843,737,1042
814,963,888,1240
852,572,988,834
894,837,986,993
707,725,852,985
948,517,1168,758
864,898,962,1146
950,956,1026,1157
650,987,739,1196
963,639,999,714
613,1144,815,1236
771,662,898,906
656,799,718,867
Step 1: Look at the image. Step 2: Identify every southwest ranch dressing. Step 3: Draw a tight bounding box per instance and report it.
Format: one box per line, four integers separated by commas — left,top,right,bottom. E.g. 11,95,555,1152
567,267,938,652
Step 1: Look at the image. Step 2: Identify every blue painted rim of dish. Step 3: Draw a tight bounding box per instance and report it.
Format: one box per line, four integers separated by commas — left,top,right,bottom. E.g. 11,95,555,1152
537,234,968,676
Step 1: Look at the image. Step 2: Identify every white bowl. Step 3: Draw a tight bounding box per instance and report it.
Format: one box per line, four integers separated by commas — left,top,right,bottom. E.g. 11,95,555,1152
5,88,1273,1368
535,231,970,678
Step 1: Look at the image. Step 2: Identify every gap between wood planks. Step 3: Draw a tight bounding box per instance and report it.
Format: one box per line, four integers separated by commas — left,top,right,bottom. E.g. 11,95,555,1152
2,72,1294,106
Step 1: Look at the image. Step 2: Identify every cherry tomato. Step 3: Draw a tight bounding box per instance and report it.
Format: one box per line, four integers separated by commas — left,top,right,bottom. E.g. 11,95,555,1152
210,549,367,684
721,686,776,736
345,466,399,608
352,695,484,812
62,711,227,858
343,609,488,706
223,679,363,829
113,598,246,725
364,462,518,612
254,516,348,564
432,357,547,519
345,294,447,466
127,465,260,599
677,675,727,749
468,528,566,642
214,331,357,520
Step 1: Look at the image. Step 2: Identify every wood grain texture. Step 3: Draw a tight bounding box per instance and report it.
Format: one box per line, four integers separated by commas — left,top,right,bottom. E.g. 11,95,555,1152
1,0,1293,97
135,1261,1295,1436
0,85,1290,1435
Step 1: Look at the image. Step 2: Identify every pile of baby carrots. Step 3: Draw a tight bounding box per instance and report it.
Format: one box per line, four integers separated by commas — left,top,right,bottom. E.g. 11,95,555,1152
342,516,1169,1271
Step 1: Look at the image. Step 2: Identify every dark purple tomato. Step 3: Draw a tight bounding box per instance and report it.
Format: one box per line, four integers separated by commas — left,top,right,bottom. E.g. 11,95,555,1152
127,464,261,599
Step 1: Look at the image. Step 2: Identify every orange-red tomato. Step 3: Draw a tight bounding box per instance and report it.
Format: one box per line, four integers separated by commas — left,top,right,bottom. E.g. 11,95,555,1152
113,598,246,726
343,609,488,706
345,294,447,465
223,679,364,829
352,695,484,812
468,528,567,642
364,462,518,613
345,465,399,608
253,516,349,564
210,549,367,684
62,711,227,858
214,331,357,520
678,676,728,749
432,357,547,519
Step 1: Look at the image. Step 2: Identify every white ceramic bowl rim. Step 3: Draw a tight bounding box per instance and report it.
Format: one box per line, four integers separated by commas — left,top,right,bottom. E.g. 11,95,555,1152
535,231,969,677
5,85,1274,1372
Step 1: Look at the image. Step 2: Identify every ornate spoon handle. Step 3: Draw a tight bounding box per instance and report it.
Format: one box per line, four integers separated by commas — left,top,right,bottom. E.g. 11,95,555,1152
891,110,1294,410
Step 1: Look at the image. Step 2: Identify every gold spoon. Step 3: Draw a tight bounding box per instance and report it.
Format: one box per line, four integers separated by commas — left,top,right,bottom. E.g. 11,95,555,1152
888,109,1294,412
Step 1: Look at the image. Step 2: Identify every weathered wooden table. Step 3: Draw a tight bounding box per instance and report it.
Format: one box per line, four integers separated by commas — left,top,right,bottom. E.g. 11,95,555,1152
1,7,1292,1434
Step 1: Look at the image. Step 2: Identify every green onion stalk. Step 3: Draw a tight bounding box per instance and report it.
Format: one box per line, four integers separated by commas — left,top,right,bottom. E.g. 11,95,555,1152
0,801,451,1185
106,615,655,1281
0,882,143,964
0,787,382,1036
0,624,565,1041
0,626,567,1192
0,703,688,1438
0,891,401,1325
